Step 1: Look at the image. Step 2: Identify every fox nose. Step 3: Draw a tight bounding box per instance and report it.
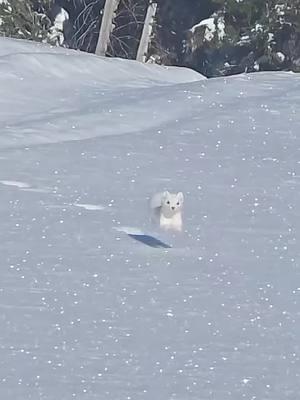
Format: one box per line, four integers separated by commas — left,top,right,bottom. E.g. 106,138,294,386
171,206,175,210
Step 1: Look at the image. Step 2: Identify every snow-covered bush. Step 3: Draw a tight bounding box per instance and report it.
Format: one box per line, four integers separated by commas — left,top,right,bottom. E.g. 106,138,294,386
0,0,68,46
184,0,300,75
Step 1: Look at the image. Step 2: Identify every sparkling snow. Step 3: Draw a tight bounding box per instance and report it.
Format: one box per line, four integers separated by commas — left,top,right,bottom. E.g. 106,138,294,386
0,37,299,400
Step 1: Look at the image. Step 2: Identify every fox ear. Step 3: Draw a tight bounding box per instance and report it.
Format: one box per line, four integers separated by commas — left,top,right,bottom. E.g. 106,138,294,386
162,191,170,199
177,192,184,203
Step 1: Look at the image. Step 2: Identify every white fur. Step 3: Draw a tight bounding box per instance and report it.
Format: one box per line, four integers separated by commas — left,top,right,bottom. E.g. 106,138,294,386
150,191,184,232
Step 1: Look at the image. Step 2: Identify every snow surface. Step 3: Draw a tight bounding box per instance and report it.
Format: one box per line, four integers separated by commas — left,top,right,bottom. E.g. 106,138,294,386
0,37,300,399
0,38,203,148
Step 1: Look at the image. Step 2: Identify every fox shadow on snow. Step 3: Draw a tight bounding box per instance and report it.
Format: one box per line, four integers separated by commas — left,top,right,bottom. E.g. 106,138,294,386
127,234,171,249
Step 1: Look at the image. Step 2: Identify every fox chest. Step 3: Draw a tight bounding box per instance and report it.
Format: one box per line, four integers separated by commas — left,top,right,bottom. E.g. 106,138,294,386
160,212,182,232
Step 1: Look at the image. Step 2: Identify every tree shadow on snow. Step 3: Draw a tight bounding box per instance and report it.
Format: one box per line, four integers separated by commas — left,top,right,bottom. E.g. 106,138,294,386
128,234,171,249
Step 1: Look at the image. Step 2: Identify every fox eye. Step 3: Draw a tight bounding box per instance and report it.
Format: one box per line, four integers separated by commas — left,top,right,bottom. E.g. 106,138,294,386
166,200,170,205
176,202,180,205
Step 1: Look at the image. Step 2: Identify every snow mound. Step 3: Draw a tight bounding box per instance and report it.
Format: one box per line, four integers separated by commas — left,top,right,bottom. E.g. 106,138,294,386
0,37,205,148
0,37,203,87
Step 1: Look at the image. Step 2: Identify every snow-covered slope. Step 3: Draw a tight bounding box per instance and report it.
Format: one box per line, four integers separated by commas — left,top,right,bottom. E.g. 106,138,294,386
0,37,204,148
0,38,299,400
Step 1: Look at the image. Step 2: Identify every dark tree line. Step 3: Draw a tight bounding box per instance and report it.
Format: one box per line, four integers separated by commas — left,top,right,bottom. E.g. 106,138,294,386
1,0,300,77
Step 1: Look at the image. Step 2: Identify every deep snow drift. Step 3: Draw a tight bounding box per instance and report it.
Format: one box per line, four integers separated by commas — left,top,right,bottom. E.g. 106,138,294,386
0,38,299,400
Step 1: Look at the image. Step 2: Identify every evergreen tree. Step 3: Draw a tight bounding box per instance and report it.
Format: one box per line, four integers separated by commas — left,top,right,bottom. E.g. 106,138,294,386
183,0,300,75
0,0,58,44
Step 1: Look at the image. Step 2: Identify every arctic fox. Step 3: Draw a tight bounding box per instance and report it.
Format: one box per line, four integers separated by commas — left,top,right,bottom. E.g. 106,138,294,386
150,191,184,232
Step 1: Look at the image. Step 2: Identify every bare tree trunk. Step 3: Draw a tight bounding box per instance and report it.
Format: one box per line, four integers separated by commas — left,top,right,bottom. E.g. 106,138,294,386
95,0,121,56
136,1,157,62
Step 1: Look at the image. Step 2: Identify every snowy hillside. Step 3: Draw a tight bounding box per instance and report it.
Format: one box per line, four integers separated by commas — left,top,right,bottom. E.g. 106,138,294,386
0,37,299,400
0,37,203,148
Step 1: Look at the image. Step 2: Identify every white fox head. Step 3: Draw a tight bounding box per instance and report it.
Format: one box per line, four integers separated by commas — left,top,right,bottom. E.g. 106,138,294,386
161,191,184,218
